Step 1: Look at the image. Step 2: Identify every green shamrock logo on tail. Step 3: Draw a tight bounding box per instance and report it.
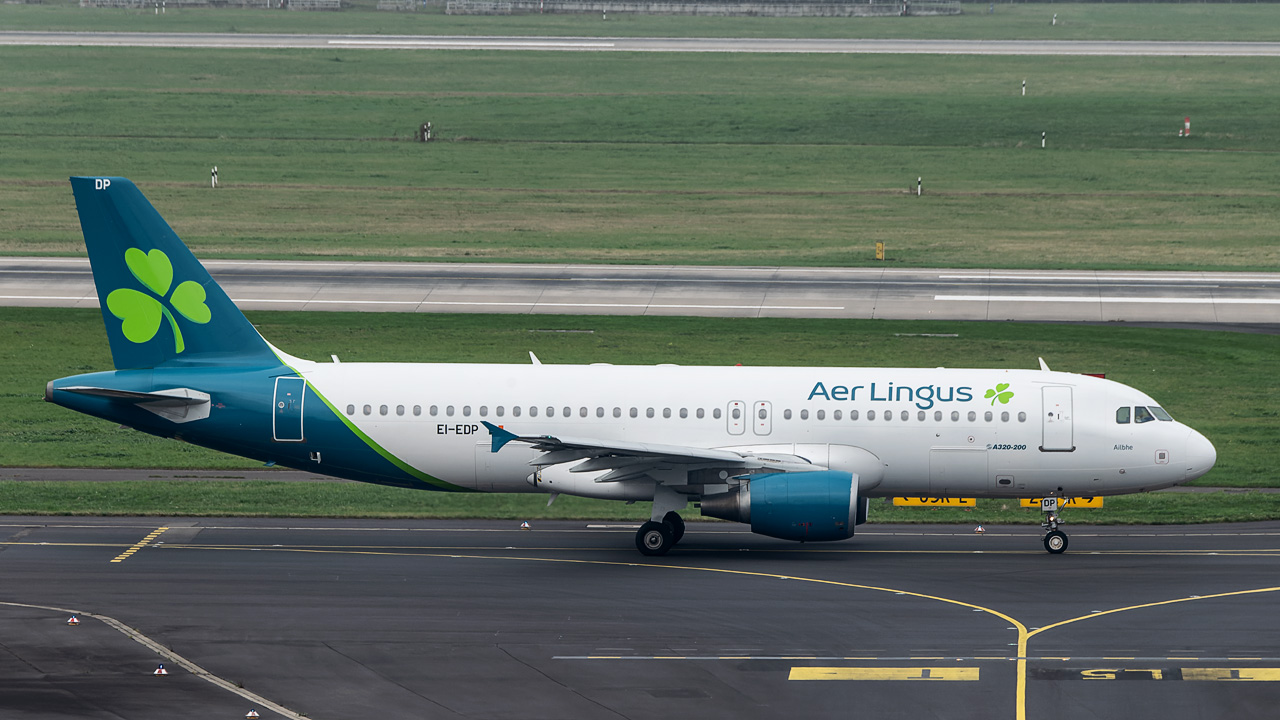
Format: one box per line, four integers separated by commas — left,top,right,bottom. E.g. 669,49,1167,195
984,383,1014,405
106,248,211,353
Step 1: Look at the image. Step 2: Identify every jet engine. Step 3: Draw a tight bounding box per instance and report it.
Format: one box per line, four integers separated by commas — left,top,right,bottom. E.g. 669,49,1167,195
699,470,862,542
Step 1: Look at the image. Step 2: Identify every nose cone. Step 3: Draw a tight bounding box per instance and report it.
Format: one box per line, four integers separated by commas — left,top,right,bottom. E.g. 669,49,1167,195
1184,428,1217,481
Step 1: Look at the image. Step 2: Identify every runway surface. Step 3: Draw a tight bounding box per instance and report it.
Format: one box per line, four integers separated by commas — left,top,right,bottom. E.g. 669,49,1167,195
3,516,1280,719
3,256,1278,325
5,31,1280,56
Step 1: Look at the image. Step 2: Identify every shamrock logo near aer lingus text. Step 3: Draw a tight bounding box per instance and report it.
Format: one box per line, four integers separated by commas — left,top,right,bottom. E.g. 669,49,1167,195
984,383,1014,406
106,248,211,353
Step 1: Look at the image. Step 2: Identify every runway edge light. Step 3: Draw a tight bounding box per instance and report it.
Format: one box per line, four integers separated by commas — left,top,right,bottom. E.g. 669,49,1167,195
246,711,261,719
153,663,168,676
66,615,79,626
975,525,985,535
520,521,530,530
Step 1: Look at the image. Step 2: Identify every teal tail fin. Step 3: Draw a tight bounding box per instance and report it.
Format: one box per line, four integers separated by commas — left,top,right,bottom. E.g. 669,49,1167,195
70,177,280,370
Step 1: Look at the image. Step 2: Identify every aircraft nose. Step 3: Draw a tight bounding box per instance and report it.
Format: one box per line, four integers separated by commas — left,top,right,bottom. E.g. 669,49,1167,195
1184,428,1217,481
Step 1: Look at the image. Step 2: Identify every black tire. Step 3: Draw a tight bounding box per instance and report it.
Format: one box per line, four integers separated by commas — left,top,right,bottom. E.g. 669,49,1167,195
662,511,686,544
636,521,674,556
1044,530,1068,554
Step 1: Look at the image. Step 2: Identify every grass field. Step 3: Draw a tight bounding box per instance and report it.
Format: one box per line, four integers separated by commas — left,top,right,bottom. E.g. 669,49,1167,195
5,2,1280,42
3,482,1279,526
2,43,1279,269
4,308,1276,488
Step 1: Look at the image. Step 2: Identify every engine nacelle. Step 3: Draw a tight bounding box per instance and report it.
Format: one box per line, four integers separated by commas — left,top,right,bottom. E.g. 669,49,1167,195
700,470,859,542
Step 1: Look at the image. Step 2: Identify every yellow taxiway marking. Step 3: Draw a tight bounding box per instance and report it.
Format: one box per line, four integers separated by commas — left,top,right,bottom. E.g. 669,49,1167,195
790,667,979,681
72,540,1280,720
109,526,168,563
1182,668,1280,681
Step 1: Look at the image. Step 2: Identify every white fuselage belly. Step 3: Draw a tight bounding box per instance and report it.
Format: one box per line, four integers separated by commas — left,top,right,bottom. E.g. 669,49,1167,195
300,362,1209,500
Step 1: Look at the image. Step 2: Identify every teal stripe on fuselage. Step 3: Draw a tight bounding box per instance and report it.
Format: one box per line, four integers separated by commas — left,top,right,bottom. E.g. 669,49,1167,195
48,367,458,491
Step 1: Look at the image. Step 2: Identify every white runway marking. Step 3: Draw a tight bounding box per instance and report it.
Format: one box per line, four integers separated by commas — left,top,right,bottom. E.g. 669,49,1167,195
935,295,1280,305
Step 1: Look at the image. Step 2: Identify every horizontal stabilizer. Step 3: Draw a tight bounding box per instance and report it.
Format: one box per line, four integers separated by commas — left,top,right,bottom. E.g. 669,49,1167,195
57,386,211,423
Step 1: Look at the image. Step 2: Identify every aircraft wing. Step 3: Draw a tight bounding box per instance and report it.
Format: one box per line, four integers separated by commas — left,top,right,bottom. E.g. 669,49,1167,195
481,421,816,483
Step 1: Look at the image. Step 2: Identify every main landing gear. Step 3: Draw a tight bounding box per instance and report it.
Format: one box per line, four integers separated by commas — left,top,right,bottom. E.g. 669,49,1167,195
636,511,685,556
1041,499,1068,554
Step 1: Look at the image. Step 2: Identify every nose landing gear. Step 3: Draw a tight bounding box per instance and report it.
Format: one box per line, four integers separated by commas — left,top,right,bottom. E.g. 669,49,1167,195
1040,497,1068,554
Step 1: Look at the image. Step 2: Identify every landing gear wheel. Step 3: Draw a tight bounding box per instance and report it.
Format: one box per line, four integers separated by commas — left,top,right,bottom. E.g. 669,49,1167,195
636,521,674,556
662,511,686,544
1044,530,1068,554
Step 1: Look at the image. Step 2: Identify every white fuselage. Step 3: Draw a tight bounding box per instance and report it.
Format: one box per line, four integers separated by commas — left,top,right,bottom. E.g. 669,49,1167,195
299,361,1216,502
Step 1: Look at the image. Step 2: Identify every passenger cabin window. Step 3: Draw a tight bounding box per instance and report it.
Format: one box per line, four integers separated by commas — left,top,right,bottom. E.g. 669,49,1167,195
346,404,355,416
430,405,438,416
363,405,371,415
380,405,388,416
646,408,655,418
696,408,705,419
1116,407,1131,424
834,410,843,421
867,410,876,420
413,405,422,416
800,409,809,420
714,408,722,419
1135,406,1155,424
496,406,505,417
396,405,405,416
513,406,522,417
784,409,792,420
850,410,859,421
446,405,455,417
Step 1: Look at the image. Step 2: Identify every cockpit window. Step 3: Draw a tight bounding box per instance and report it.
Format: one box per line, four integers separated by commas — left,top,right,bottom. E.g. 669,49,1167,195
1115,407,1131,424
1150,406,1173,421
1134,406,1155,424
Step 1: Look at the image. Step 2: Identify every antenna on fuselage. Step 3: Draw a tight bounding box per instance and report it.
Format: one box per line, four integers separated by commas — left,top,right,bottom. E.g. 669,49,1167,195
1038,357,1051,372
529,351,542,366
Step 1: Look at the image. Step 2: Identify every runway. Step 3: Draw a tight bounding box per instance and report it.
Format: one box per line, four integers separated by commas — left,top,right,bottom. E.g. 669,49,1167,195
5,32,1280,56
3,257,1278,325
2,516,1279,719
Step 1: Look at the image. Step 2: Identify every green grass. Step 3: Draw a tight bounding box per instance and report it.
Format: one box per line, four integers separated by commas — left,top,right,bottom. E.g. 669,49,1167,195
3,308,1276,488
6,2,1280,42
3,482,1278,526
2,45,1279,269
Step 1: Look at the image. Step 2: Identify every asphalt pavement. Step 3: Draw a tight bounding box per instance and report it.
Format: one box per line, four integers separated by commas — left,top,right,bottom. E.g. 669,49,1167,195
3,517,1280,719
5,32,1280,56
4,258,1278,325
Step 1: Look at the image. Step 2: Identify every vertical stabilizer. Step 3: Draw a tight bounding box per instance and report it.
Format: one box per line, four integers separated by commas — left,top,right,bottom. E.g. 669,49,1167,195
70,177,279,369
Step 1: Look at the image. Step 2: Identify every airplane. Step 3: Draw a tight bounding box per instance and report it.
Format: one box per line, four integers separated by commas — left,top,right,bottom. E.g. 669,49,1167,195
46,177,1218,556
